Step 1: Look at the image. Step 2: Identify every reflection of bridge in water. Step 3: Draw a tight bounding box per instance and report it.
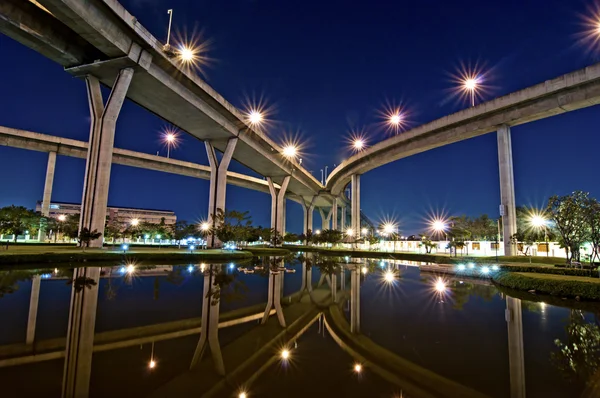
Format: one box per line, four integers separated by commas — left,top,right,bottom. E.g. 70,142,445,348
0,258,544,398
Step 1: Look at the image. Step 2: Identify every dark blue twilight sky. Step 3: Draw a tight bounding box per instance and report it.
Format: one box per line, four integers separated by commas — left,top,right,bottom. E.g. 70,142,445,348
1,0,599,234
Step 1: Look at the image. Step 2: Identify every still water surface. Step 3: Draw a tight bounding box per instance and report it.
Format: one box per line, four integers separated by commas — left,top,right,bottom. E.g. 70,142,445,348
0,255,598,397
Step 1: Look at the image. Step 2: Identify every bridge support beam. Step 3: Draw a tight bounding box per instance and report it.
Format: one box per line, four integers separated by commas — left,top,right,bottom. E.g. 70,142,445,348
351,174,361,234
303,197,316,236
319,207,332,230
62,267,101,398
79,71,133,247
39,151,56,241
268,176,290,242
497,125,517,256
506,296,526,398
206,138,238,248
262,271,286,327
190,265,224,374
331,198,339,231
26,275,41,345
340,205,346,231
350,265,360,333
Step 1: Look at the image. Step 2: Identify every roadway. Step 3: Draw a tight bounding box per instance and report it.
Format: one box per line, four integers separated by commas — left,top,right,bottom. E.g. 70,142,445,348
326,61,600,195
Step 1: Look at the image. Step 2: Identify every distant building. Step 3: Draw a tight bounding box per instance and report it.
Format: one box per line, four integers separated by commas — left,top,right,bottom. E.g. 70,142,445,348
36,201,177,225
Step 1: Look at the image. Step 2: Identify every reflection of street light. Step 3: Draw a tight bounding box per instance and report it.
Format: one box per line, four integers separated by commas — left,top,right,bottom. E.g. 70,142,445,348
354,363,362,373
281,349,290,360
434,278,446,293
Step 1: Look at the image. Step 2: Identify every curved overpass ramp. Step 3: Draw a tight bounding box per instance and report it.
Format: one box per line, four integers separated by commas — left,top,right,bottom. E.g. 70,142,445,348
326,62,600,195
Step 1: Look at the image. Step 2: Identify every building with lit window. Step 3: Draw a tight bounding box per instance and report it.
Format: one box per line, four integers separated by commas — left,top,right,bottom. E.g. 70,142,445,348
35,201,177,225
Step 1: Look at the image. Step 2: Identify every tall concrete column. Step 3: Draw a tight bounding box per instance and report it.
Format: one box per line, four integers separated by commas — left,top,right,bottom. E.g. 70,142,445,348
26,275,41,345
318,207,332,230
351,174,361,234
41,151,57,217
206,138,238,247
350,265,360,333
340,205,346,231
190,265,224,375
506,296,526,398
62,267,101,398
497,125,517,256
79,71,134,247
268,176,290,241
303,197,316,235
39,151,57,241
331,198,339,231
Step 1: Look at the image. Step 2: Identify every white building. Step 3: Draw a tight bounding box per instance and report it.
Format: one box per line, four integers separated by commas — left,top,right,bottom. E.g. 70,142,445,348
35,201,177,225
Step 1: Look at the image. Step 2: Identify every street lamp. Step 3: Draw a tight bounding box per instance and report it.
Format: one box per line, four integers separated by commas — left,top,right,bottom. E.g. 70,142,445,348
353,138,365,152
247,110,263,126
282,144,297,159
163,131,178,158
131,218,140,227
529,213,549,257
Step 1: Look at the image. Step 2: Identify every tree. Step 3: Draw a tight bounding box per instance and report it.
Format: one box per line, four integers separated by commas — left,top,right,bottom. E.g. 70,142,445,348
78,228,102,250
214,209,253,245
284,233,301,243
0,206,41,242
547,191,590,264
104,218,123,244
584,197,600,264
171,221,197,247
61,214,81,241
419,234,437,254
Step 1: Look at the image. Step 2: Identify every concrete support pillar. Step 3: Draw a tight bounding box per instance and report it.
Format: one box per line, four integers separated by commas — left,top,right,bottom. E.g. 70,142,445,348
350,265,360,334
303,197,316,235
26,275,41,345
62,267,101,398
340,206,346,231
331,271,337,303
206,138,238,247
39,151,57,241
351,174,361,234
41,151,57,217
506,296,526,398
319,207,332,230
79,71,134,247
262,271,286,327
497,125,517,256
190,265,224,374
268,176,290,241
331,198,339,231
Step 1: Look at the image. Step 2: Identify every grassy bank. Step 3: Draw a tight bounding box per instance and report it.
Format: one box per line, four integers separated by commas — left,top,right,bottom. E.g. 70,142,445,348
0,246,254,267
493,272,600,300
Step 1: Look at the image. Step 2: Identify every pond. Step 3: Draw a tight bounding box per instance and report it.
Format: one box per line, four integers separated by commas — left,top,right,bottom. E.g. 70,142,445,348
0,254,598,397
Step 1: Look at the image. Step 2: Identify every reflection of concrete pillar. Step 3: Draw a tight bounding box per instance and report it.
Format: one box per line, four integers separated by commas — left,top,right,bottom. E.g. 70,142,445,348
340,206,346,231
206,138,238,247
350,265,360,333
351,175,361,234
262,271,286,327
62,267,101,398
506,296,526,398
498,125,517,256
331,272,337,303
340,268,345,291
26,275,41,345
331,198,339,231
190,266,224,374
268,176,290,240
79,72,133,247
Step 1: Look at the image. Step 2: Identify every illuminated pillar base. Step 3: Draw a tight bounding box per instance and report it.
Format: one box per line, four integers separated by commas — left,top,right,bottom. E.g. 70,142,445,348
190,266,224,375
62,267,101,398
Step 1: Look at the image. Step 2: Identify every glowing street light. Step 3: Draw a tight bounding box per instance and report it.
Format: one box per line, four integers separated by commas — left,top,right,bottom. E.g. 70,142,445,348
529,212,549,257
149,360,156,369
353,138,365,151
315,229,321,235
131,218,140,227
346,228,355,237
383,223,395,235
238,392,248,398
281,349,290,360
58,214,66,222
361,228,368,236
282,144,298,159
389,113,402,127
163,131,178,158
354,363,362,373
200,222,211,232
248,110,263,126
178,45,196,63
462,75,480,107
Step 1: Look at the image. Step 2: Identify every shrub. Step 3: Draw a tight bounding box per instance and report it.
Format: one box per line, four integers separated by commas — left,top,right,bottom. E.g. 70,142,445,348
493,272,600,300
499,264,599,278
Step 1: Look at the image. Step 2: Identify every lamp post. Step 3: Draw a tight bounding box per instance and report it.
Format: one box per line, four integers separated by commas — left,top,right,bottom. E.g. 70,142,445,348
530,214,549,257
